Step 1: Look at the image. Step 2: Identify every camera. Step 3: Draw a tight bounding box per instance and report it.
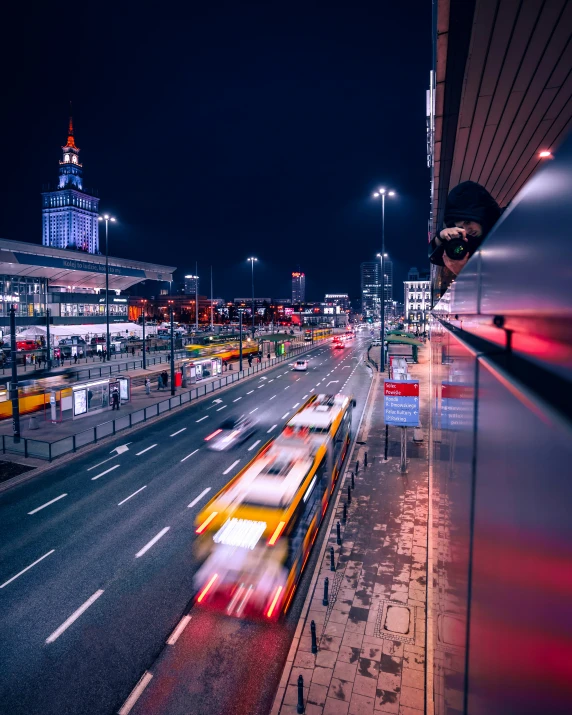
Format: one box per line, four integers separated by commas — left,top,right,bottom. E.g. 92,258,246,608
444,238,469,260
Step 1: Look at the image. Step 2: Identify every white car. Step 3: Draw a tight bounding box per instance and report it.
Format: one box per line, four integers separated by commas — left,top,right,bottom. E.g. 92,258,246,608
293,360,308,371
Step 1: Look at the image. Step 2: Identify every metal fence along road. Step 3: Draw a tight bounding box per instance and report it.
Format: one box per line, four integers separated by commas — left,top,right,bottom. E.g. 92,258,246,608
0,343,316,461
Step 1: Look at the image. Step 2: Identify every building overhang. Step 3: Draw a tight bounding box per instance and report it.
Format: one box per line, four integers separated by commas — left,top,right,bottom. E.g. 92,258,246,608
0,238,175,291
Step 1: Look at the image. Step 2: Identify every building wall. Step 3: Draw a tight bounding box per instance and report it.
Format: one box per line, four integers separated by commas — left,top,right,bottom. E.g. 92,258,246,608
428,136,572,715
404,279,430,333
42,189,100,253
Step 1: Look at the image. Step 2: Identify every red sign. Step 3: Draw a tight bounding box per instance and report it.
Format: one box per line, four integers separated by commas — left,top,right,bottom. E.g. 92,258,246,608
442,383,473,399
384,381,419,397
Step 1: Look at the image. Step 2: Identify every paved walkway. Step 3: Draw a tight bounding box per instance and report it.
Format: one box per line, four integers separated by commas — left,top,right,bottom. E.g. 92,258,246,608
272,351,429,715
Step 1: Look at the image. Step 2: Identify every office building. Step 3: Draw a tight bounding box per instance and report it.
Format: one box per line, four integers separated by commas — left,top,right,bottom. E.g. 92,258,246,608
291,272,306,303
184,274,199,295
324,294,350,312
41,115,100,254
360,261,381,318
404,268,431,334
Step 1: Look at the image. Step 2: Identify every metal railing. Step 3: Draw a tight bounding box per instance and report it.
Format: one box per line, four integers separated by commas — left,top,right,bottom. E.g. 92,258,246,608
0,343,316,462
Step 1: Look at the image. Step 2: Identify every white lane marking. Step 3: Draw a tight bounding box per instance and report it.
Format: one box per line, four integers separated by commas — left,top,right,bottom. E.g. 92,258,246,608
118,486,147,506
167,615,192,646
247,390,254,394
316,384,321,387
281,412,289,419
267,424,277,433
87,456,118,472
136,444,157,456
118,672,154,715
223,460,240,475
310,388,315,392
196,416,208,422
170,428,187,437
284,386,290,390
181,449,199,462
268,379,274,383
135,527,170,558
28,494,67,515
249,407,258,414
257,385,264,389
292,403,300,409
276,375,282,378
188,487,211,508
327,380,340,387
302,394,308,399
46,589,104,644
269,395,277,400
248,439,261,451
216,405,227,411
233,397,242,402
296,378,301,381
0,550,55,589
342,365,351,368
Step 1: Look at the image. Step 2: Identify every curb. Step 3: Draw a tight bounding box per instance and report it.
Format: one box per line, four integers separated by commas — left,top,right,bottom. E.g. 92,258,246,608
269,363,377,715
0,342,319,495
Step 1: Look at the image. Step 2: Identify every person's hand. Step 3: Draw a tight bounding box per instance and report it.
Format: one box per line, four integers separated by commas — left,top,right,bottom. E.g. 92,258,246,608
439,226,468,243
443,252,469,275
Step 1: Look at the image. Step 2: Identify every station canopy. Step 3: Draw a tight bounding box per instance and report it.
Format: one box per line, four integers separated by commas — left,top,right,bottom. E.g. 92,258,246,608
0,238,175,291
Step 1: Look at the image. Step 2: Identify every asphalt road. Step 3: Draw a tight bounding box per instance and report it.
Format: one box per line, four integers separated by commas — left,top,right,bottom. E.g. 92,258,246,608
0,336,372,715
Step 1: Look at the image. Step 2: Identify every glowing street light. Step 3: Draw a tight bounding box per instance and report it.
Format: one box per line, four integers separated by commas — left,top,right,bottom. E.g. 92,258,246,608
372,189,396,371
247,257,258,338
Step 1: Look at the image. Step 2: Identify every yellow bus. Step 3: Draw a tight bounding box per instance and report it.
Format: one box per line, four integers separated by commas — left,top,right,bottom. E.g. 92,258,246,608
193,393,355,620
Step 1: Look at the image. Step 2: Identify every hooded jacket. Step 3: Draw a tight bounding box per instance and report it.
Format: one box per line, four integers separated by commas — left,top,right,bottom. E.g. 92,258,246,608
429,181,501,266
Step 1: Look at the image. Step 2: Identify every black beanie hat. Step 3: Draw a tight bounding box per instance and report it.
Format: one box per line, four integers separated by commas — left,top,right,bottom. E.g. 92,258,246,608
444,181,501,236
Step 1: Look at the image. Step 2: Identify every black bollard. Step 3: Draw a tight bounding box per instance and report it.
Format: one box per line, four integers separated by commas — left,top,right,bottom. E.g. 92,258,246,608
343,501,347,523
351,471,355,489
355,460,359,475
364,451,368,467
310,620,318,654
297,674,305,713
347,484,352,504
323,577,329,606
336,520,342,545
330,546,336,572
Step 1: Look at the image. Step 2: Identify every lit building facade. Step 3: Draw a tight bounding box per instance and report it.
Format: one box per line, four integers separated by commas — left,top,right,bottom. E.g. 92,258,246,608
324,294,350,312
291,272,306,303
184,275,199,295
41,116,100,254
360,261,381,318
404,269,430,334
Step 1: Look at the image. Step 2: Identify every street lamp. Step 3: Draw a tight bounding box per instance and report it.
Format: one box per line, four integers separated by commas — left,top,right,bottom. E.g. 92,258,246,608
372,189,396,372
247,257,258,338
141,299,147,370
98,214,116,361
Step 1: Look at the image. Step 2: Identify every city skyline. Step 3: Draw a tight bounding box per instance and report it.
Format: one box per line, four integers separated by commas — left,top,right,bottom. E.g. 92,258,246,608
0,3,431,302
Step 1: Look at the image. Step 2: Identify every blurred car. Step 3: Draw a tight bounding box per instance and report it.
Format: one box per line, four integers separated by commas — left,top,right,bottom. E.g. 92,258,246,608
292,360,308,371
205,416,257,451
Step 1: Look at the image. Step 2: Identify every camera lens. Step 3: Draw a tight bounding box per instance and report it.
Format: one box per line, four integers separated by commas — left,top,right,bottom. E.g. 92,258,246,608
444,238,468,260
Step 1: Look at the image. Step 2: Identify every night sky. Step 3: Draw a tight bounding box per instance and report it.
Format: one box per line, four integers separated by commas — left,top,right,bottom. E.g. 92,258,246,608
1,1,431,304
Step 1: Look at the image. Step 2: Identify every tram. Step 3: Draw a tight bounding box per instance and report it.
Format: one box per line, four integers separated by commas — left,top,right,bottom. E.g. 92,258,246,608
193,393,355,620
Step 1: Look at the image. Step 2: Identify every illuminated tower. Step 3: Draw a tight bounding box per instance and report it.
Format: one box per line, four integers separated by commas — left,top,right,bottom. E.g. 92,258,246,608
41,113,100,253
291,272,306,303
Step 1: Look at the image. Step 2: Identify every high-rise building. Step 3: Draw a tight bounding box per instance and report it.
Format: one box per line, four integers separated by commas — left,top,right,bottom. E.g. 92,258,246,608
41,115,100,253
360,261,381,318
184,275,199,295
292,272,306,303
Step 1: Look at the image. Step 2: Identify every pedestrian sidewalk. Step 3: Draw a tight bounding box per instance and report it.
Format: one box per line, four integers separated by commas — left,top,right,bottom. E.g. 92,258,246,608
271,351,429,715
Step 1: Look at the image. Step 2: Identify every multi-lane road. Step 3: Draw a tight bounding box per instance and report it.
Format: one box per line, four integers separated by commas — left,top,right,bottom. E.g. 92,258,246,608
0,336,372,715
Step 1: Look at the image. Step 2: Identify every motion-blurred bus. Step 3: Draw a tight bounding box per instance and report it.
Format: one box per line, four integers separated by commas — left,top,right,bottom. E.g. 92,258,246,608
193,392,355,620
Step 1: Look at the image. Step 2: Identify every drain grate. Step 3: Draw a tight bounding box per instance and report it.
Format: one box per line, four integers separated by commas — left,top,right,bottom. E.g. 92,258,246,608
373,599,416,644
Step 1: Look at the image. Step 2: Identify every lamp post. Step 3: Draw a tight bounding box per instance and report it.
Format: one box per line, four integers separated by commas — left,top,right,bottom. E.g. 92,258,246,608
141,300,147,370
9,306,20,441
373,189,395,371
98,214,116,361
169,301,175,396
247,257,257,338
238,308,244,372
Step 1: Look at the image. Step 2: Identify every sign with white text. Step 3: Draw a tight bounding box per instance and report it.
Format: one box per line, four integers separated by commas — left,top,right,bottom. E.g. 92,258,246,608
384,380,420,426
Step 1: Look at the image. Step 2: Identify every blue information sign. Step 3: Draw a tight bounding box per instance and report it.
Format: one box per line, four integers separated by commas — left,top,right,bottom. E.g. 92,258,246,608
384,379,420,426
